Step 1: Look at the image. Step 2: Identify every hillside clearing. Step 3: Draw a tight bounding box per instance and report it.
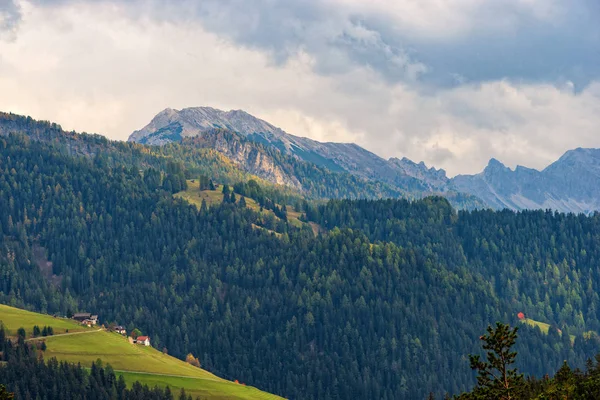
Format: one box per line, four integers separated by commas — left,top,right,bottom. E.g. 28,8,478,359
520,318,577,343
175,180,311,231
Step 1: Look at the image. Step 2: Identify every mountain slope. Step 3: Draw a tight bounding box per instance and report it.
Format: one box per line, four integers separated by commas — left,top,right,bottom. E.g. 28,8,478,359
128,107,453,196
451,149,600,213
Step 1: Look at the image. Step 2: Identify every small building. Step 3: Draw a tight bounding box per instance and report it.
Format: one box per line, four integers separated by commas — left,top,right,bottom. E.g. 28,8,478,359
115,326,126,335
72,313,91,322
135,336,150,346
73,313,98,326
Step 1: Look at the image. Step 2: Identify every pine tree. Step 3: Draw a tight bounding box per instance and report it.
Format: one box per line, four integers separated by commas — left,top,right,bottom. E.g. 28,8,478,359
465,323,524,400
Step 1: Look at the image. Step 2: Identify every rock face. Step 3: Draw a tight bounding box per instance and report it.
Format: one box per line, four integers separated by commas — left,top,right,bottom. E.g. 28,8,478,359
183,129,303,190
451,149,600,213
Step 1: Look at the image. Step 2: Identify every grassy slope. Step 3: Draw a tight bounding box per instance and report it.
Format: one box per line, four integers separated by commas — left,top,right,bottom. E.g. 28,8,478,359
0,304,283,400
175,181,306,229
0,304,91,336
520,317,577,343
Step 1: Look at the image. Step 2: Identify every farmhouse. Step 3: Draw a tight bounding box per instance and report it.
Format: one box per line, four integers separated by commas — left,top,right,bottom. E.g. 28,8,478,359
72,313,91,321
115,326,126,335
135,336,150,346
73,313,98,325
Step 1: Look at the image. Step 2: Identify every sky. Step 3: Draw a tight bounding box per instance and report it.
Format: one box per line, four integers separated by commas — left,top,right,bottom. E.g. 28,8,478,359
1,0,599,176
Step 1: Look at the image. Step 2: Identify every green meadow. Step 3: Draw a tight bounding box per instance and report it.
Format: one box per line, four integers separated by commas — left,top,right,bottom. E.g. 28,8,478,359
0,304,283,400
0,303,91,336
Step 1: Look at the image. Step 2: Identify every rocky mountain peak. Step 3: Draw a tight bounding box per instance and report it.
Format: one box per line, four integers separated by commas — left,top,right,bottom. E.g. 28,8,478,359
484,158,510,173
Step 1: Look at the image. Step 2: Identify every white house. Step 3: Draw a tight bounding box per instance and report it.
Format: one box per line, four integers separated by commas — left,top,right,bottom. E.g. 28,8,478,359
135,336,150,346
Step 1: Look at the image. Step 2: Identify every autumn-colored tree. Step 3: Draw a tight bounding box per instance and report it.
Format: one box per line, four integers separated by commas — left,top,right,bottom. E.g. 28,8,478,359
185,353,201,368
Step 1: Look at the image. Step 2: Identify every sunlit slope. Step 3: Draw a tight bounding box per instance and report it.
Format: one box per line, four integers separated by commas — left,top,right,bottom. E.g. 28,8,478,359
0,304,90,335
0,304,284,400
175,180,306,229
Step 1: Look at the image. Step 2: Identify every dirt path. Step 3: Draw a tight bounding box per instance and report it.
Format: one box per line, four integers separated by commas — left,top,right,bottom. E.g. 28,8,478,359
25,328,103,341
112,369,223,382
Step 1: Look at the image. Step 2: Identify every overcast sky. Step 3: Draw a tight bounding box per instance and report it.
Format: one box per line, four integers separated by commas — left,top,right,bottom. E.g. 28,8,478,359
1,0,599,176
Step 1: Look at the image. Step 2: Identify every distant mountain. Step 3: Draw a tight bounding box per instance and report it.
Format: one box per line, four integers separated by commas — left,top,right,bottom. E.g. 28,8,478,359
128,107,460,197
451,149,600,214
129,107,600,213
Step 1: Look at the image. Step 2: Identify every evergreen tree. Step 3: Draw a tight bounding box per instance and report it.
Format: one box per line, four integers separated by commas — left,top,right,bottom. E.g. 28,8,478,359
16,328,25,340
464,323,524,400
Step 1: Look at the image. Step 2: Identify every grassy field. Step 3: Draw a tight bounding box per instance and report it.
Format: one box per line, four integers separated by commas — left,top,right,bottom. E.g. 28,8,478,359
0,303,91,336
520,317,576,343
43,331,220,378
0,304,284,400
521,318,552,334
119,372,281,400
175,180,308,230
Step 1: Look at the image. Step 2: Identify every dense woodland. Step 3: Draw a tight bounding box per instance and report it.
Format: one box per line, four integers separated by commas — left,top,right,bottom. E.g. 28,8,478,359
2,120,600,399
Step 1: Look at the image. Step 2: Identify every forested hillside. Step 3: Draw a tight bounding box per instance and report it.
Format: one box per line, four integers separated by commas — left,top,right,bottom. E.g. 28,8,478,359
0,112,404,202
2,124,600,399
0,130,600,399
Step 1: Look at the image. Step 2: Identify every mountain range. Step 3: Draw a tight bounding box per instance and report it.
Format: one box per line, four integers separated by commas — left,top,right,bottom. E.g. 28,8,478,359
128,106,600,213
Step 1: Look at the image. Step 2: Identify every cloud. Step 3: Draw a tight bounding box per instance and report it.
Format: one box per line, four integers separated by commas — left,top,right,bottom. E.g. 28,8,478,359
149,0,600,87
0,0,21,39
8,0,600,87
0,0,599,177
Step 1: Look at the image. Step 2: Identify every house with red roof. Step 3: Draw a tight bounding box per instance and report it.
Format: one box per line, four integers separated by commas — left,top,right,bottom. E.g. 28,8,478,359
135,336,150,346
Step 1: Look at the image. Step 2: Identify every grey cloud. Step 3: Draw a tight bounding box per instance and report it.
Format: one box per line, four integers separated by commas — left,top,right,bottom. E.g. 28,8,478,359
342,1,600,89
147,0,600,87
14,0,600,87
190,0,427,82
0,0,21,38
